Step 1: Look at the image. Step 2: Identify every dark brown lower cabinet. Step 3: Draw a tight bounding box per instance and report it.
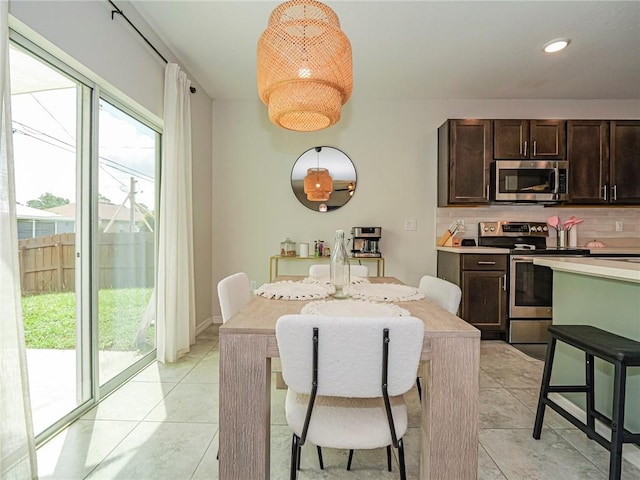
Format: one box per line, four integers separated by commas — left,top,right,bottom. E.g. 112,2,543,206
437,251,507,337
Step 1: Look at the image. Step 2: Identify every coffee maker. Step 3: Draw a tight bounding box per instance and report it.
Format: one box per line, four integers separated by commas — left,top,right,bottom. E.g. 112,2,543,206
351,227,382,257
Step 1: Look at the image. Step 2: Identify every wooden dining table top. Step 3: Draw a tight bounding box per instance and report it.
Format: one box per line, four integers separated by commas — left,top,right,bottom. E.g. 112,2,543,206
220,276,479,339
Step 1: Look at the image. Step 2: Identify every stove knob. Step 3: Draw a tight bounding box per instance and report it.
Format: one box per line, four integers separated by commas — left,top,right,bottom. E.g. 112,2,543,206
490,226,496,232
542,226,548,232
535,226,541,232
483,226,489,232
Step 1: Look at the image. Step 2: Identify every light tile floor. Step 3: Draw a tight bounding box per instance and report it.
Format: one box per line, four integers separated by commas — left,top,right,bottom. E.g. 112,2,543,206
37,325,640,479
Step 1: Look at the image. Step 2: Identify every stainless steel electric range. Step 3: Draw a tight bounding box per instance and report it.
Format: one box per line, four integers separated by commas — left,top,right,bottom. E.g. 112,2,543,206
478,221,589,344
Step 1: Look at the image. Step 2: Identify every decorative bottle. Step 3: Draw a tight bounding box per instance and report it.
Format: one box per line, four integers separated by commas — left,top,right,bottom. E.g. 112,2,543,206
330,229,350,298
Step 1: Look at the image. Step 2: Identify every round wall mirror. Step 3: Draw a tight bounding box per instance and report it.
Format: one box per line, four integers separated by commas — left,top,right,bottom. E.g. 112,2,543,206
291,146,357,212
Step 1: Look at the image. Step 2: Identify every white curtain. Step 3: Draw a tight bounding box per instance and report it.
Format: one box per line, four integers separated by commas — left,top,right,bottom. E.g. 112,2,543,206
157,63,195,363
0,2,38,478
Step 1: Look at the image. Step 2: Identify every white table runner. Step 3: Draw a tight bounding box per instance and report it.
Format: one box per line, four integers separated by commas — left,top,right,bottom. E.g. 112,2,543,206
301,299,410,317
301,275,369,285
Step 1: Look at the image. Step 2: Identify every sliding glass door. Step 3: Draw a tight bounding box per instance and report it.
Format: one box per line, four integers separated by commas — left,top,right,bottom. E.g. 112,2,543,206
10,36,159,441
11,43,89,437
97,98,158,387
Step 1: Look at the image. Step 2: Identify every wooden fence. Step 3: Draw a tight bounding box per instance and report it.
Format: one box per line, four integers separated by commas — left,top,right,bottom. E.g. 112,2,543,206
18,232,154,294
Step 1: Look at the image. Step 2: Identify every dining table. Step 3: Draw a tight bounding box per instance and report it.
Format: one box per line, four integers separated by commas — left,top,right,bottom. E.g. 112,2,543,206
218,276,480,479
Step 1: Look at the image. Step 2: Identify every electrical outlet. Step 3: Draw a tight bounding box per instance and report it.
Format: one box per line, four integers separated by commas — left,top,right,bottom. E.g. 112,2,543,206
250,280,257,291
404,218,417,231
456,219,465,232
615,221,624,232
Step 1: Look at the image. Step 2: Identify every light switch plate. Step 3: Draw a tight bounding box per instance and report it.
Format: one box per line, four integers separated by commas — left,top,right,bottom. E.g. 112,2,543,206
404,218,417,231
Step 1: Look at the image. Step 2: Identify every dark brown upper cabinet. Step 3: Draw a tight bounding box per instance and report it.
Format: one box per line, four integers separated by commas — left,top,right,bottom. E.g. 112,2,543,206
438,119,492,206
494,120,566,160
437,118,638,207
567,120,640,205
610,120,640,204
566,120,609,204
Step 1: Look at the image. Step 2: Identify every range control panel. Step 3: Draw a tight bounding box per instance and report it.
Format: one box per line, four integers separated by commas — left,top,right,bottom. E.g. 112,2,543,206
479,221,549,237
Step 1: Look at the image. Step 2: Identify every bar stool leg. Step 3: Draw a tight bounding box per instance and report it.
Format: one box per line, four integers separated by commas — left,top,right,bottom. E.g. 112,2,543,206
609,363,626,480
586,352,595,437
534,336,557,439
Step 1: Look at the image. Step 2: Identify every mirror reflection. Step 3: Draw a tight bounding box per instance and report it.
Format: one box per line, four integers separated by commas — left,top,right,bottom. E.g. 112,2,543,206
291,146,357,212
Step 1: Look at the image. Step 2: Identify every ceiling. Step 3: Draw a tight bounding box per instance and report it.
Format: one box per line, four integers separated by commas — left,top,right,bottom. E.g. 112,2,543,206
129,1,640,102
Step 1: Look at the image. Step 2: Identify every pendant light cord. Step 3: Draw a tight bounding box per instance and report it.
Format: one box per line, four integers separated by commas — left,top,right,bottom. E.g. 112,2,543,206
108,0,196,94
315,146,322,181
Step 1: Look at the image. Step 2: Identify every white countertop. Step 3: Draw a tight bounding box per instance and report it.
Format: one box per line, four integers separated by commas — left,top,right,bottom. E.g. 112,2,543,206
586,247,640,255
436,246,640,256
436,246,510,254
533,257,640,284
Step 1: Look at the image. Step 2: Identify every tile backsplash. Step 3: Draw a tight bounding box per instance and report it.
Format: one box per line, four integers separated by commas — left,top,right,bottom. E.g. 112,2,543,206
436,206,640,248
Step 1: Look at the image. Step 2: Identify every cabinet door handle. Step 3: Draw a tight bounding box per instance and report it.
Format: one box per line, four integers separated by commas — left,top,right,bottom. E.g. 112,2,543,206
502,274,507,291
523,140,528,157
533,140,537,157
477,261,496,265
602,184,608,201
612,184,618,201
485,184,490,200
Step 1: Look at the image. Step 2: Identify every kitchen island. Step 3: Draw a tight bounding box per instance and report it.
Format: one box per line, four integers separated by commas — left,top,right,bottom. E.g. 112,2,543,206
533,257,640,433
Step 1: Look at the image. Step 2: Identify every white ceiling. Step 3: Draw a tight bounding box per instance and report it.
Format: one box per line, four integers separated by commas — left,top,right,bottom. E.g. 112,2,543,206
129,1,640,102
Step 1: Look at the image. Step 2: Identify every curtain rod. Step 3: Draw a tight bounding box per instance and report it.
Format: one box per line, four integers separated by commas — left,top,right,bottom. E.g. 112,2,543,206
108,0,196,94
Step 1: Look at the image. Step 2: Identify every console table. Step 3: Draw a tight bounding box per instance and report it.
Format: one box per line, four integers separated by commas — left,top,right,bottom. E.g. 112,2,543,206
269,255,385,281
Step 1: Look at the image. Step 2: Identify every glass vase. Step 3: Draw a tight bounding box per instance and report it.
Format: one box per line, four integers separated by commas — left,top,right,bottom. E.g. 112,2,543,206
330,229,350,298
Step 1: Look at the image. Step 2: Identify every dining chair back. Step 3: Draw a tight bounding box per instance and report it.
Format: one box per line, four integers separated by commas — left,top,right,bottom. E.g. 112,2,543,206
308,264,369,277
415,275,462,402
276,314,424,479
217,272,251,322
418,275,462,314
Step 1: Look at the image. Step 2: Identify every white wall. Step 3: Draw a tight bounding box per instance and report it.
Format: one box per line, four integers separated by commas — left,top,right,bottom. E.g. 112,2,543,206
213,97,640,311
9,0,214,330
11,1,638,324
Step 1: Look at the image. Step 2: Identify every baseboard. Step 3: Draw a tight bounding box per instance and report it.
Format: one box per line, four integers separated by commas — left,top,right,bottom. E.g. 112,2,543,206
195,316,214,335
549,393,640,468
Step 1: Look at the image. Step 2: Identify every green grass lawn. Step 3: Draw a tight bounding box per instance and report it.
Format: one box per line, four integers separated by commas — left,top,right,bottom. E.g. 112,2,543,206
22,288,154,351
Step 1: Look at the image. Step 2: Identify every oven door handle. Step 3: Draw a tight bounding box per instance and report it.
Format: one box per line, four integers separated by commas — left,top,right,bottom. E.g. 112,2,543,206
511,256,535,262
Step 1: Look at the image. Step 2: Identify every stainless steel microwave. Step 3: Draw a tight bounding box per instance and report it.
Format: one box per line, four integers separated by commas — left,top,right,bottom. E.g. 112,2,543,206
491,160,568,202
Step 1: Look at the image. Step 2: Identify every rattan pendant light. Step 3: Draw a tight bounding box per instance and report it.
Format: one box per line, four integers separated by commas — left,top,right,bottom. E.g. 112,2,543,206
303,147,333,201
257,0,353,132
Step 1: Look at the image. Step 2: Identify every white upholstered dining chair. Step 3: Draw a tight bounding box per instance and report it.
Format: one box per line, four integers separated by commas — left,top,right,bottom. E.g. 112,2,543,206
217,272,251,322
276,314,424,479
415,275,462,399
418,275,462,315
308,264,369,277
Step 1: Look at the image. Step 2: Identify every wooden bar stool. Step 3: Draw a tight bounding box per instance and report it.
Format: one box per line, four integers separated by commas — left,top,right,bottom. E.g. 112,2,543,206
533,325,640,480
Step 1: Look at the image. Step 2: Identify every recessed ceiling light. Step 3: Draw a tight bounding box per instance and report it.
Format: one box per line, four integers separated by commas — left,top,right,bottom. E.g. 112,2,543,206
543,38,570,53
